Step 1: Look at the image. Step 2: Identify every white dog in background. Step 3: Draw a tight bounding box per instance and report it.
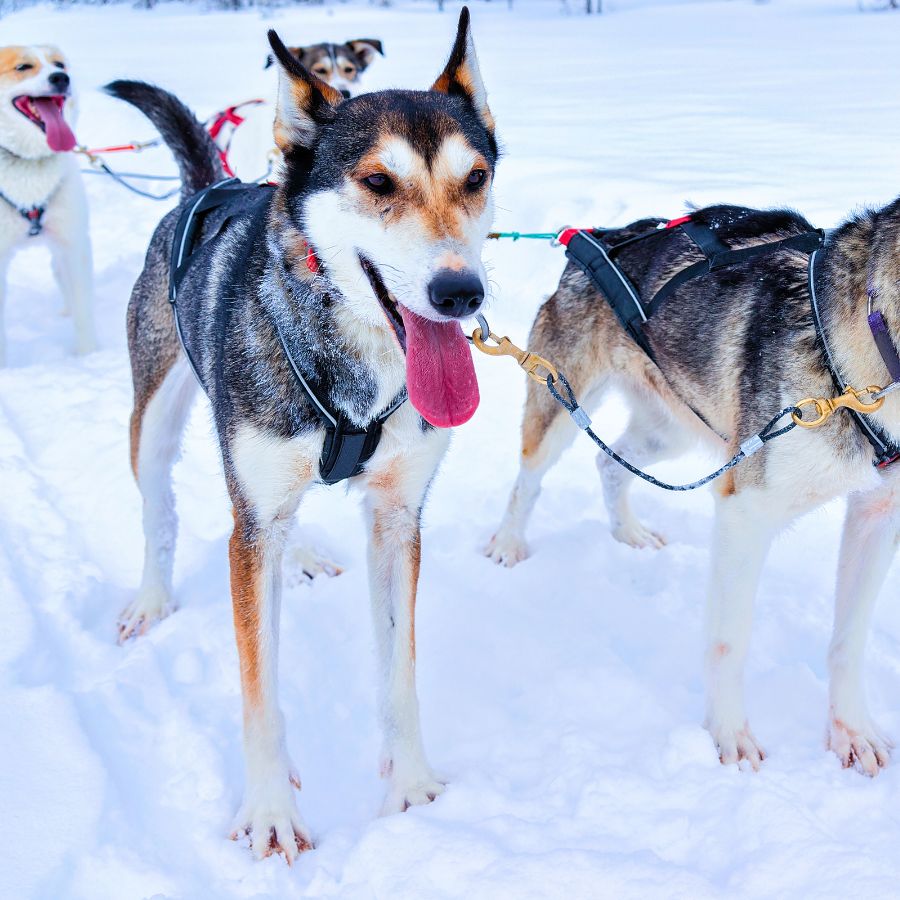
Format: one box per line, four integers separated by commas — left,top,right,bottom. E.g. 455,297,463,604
0,45,96,366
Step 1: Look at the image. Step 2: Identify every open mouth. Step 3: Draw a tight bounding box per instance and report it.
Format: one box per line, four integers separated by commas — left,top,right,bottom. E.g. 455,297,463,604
12,95,76,152
360,254,407,352
357,252,480,429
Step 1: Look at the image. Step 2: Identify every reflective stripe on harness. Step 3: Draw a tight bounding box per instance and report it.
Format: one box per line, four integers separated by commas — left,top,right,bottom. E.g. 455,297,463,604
169,178,407,485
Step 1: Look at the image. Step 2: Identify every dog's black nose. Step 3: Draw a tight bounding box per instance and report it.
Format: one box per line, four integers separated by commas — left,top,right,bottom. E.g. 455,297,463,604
428,270,484,319
340,89,351,99
48,72,69,92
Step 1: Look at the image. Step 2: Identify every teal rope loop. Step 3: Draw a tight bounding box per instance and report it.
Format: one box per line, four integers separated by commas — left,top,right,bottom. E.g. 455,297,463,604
488,231,559,241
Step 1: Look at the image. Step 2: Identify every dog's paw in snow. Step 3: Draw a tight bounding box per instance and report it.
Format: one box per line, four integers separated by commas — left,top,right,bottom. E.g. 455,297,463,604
117,586,176,643
709,721,766,771
381,774,446,815
484,531,529,567
284,545,343,588
610,517,666,550
828,717,892,776
231,779,313,864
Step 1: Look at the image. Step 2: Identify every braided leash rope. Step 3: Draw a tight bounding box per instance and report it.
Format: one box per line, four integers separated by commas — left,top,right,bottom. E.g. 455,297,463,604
470,314,802,492
546,371,800,492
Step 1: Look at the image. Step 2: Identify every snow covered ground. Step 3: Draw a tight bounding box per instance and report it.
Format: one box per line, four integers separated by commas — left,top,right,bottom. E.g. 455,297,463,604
4,0,900,896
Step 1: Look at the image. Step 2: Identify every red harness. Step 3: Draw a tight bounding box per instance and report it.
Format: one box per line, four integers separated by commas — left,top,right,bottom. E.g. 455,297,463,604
205,99,267,177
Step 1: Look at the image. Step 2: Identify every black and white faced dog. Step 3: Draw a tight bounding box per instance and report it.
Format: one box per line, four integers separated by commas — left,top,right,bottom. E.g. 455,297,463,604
108,8,497,861
264,38,384,99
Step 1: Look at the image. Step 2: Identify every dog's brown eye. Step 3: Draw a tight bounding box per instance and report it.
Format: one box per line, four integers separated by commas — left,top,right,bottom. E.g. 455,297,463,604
53,61,65,70
363,173,393,195
467,169,487,189
15,63,34,72
343,67,355,75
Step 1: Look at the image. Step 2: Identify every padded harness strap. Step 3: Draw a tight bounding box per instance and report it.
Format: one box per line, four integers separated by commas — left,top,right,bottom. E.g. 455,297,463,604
169,179,407,485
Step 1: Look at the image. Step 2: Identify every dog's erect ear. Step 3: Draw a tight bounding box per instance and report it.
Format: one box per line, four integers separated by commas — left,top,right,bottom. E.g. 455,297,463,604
430,7,493,134
346,39,384,66
267,29,344,152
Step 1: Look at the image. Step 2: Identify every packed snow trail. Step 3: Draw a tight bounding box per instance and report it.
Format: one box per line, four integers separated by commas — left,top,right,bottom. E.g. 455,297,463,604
3,1,900,897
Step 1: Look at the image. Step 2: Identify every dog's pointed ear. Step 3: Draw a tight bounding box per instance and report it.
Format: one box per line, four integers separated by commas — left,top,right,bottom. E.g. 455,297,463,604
347,38,384,66
430,7,494,134
267,29,344,152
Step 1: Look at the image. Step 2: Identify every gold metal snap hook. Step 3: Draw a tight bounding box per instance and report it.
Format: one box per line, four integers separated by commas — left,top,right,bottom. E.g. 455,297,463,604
791,385,885,428
471,325,559,384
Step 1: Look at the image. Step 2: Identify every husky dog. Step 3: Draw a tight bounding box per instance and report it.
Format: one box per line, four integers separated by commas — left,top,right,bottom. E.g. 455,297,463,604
109,9,496,860
264,38,384,99
0,45,95,366
225,40,385,183
487,203,900,776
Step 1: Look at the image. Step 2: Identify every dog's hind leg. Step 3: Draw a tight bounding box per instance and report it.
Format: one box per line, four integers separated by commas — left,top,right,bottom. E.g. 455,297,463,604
597,390,691,549
826,484,900,775
365,437,447,814
485,377,595,567
119,354,197,642
704,490,775,770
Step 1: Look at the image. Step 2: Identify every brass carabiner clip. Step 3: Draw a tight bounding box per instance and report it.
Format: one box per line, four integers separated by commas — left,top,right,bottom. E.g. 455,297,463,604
471,327,559,384
791,385,885,429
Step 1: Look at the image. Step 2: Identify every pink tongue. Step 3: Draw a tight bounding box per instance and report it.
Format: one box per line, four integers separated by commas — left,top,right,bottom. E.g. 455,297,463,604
399,306,480,428
33,98,76,152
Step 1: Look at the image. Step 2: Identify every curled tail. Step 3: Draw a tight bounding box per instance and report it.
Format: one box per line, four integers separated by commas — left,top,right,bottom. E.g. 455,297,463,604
103,79,224,198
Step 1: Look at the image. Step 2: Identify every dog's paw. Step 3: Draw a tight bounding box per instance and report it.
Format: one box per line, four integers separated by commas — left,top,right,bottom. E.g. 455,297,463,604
828,717,892,776
284,545,343,589
74,335,98,356
381,773,446,815
117,586,176,643
709,722,766,771
484,531,529,567
611,519,666,550
231,786,313,864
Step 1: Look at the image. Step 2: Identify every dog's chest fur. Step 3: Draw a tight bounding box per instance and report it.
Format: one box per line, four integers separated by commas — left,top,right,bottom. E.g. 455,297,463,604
0,146,66,209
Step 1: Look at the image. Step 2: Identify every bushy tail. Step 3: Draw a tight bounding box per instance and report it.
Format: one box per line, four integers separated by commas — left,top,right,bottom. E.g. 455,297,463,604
103,79,224,198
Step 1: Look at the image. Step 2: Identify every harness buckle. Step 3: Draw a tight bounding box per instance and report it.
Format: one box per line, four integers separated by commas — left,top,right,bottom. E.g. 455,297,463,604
471,326,559,384
791,385,885,429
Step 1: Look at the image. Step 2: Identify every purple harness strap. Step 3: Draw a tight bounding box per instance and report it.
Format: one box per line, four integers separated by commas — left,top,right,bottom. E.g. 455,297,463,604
867,309,900,384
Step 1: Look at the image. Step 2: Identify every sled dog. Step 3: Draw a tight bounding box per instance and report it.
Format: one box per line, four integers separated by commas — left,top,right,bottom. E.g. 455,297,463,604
488,203,900,776
264,38,384,99
0,45,95,365
225,38,385,181
110,8,497,860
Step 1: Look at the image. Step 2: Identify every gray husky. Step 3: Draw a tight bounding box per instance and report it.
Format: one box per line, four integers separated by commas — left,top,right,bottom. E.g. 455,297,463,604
110,9,497,861
488,204,900,777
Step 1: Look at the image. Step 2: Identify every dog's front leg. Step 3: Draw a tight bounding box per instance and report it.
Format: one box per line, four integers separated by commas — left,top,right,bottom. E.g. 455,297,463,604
0,251,9,367
365,458,445,815
229,507,312,861
47,213,97,355
705,491,775,770
827,484,899,775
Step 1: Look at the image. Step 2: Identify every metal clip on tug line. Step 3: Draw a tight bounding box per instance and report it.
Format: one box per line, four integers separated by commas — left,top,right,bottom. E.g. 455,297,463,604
471,314,559,385
791,385,885,429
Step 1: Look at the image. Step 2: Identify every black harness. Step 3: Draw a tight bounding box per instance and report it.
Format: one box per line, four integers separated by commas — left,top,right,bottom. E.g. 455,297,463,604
0,188,47,236
170,178,407,485
563,217,900,468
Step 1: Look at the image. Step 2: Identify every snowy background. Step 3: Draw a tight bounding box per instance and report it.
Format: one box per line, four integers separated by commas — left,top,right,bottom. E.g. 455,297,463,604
4,0,900,897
